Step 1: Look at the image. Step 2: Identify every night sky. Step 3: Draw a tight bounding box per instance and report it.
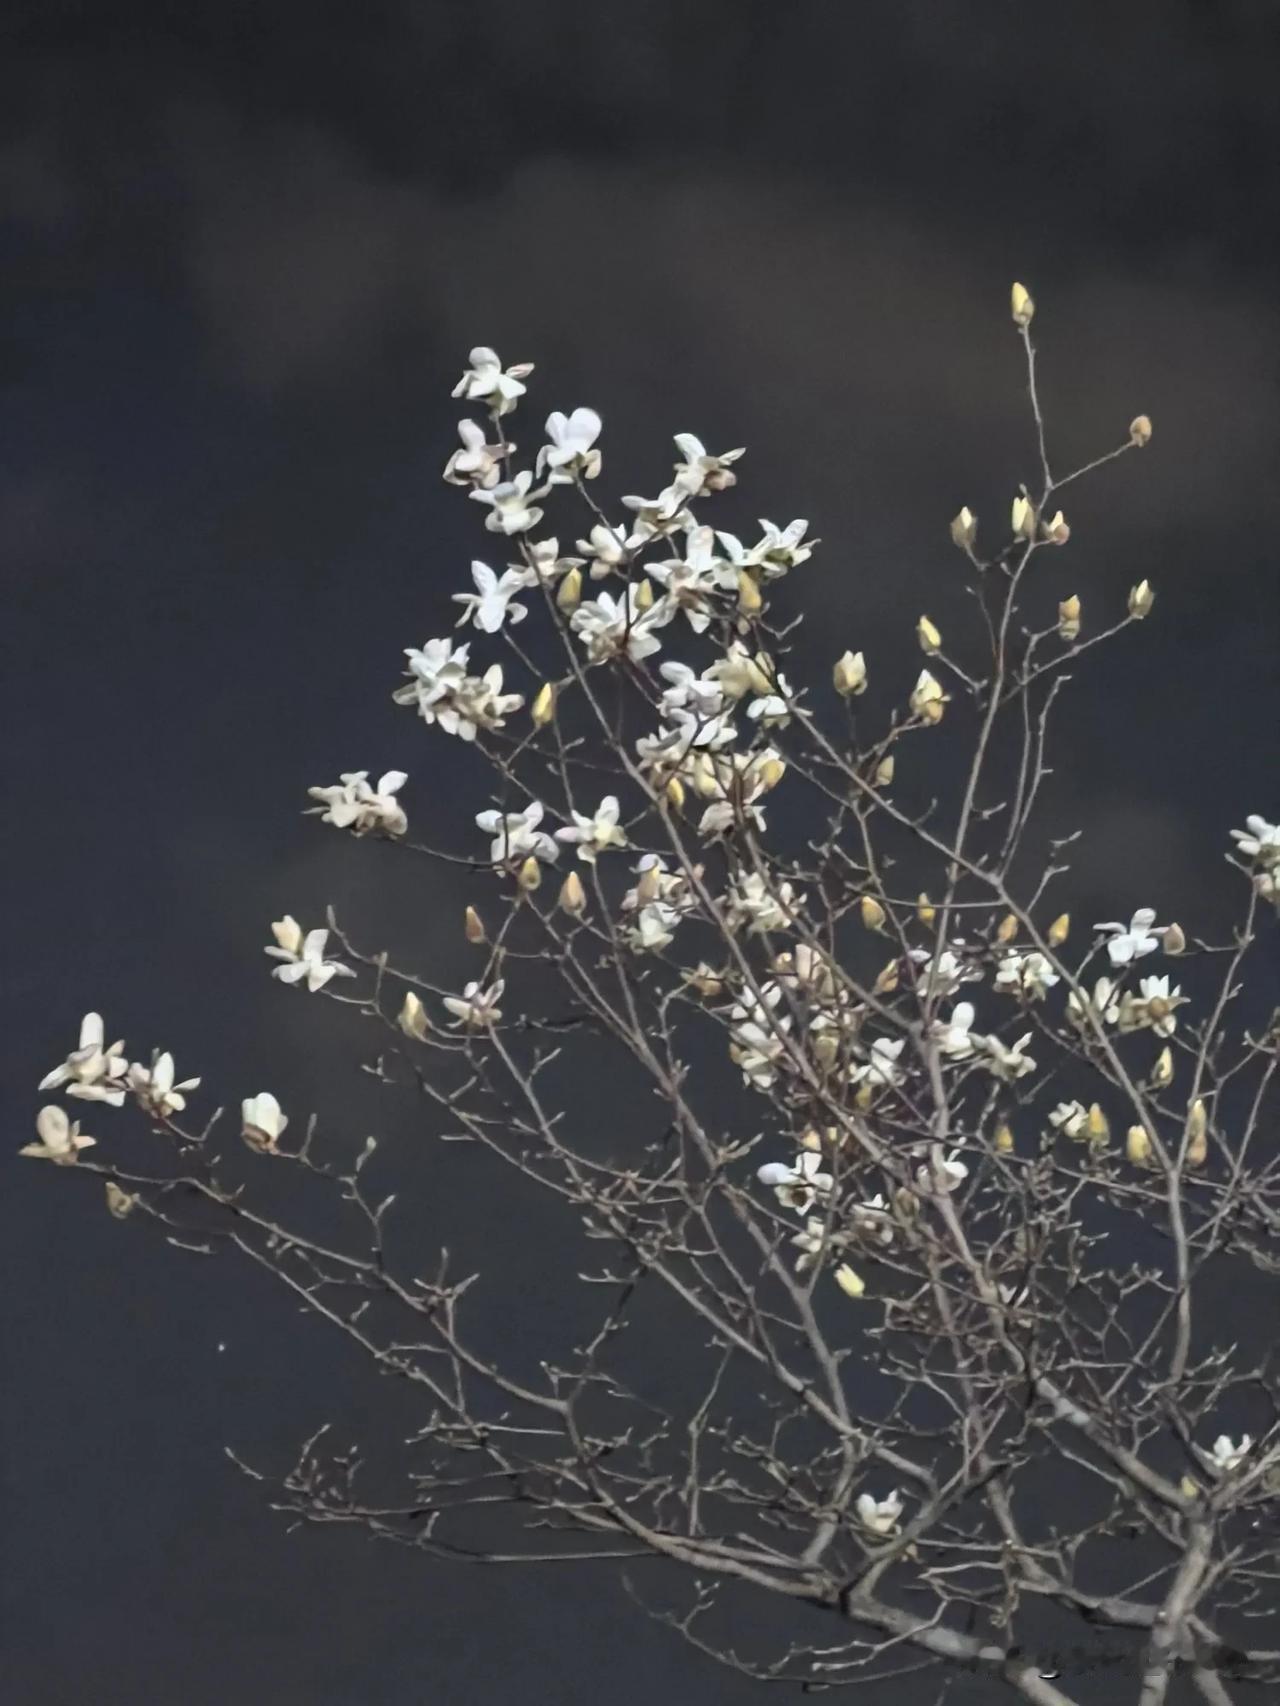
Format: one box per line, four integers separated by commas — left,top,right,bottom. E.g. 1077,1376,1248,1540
4,4,1279,1702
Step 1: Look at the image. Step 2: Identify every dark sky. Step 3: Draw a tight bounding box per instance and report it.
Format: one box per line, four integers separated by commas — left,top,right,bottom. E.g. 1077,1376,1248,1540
3,4,1279,1702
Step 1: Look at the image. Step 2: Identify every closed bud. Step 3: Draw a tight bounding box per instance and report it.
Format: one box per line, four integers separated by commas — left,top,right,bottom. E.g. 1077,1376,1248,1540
1163,922,1186,955
1129,414,1153,447
875,754,896,787
1185,1098,1208,1166
464,905,486,944
636,864,662,905
860,895,887,931
997,913,1019,945
737,572,762,616
950,506,977,550
1151,1045,1174,1088
854,1081,875,1110
833,1263,866,1299
664,775,686,810
559,870,586,916
1086,1103,1110,1145
1179,1476,1200,1501
1011,495,1036,540
1047,912,1070,947
916,892,936,926
757,757,786,792
517,855,542,892
633,576,655,611
800,1127,823,1154
1125,1124,1152,1165
398,990,430,1040
531,682,556,726
1057,594,1081,641
556,565,583,611
1011,281,1035,327
873,958,900,994
105,1181,136,1220
917,615,942,654
994,1121,1015,1154
1128,579,1155,619
833,649,868,697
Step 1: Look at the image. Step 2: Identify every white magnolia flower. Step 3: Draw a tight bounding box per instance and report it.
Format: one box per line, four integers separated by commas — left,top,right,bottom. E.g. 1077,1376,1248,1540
571,586,673,664
1050,1101,1089,1139
452,345,533,416
1209,1433,1252,1474
671,432,745,497
695,749,785,839
1118,975,1186,1038
394,647,523,741
469,470,544,535
265,918,357,992
726,871,805,935
705,640,772,701
852,1036,906,1088
917,1148,969,1193
1066,976,1121,1027
452,560,529,632
307,769,408,836
38,1012,129,1106
537,407,602,481
646,527,724,633
717,518,814,579
850,1195,895,1246
658,660,727,721
856,1489,903,1536
20,1104,97,1165
519,537,584,584
911,946,978,998
394,637,472,715
626,901,682,953
576,522,632,576
745,672,793,728
729,986,791,1090
443,417,509,488
1095,907,1164,966
979,1031,1036,1081
476,800,559,867
1230,815,1280,869
792,1216,841,1273
241,1092,288,1153
932,1001,977,1059
555,796,627,863
443,979,505,1027
620,853,700,915
620,481,691,533
128,1051,201,1117
994,951,1060,999
757,1151,834,1215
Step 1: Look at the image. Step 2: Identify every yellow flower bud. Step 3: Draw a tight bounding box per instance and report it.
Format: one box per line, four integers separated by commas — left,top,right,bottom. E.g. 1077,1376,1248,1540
916,892,936,926
398,990,430,1040
1057,594,1081,641
633,576,654,611
1011,281,1035,327
664,775,686,811
917,615,942,654
1163,922,1186,955
559,870,586,916
950,506,977,550
531,682,556,726
1128,579,1155,619
1125,1124,1152,1165
994,1121,1015,1154
873,958,900,994
1185,1098,1208,1167
860,895,886,931
105,1181,136,1220
1151,1045,1174,1088
800,1127,823,1153
996,913,1019,945
1086,1103,1110,1145
875,754,895,787
833,649,867,697
464,905,486,944
737,572,762,616
756,757,786,792
854,1081,874,1111
556,565,583,611
1042,510,1070,546
910,669,947,722
833,1263,866,1299
1130,414,1152,447
517,855,542,891
1047,912,1070,947
746,652,775,697
1011,494,1037,540
1179,1476,1199,1500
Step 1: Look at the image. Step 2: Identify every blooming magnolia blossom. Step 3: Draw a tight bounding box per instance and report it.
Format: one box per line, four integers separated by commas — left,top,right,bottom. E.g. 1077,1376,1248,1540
20,1104,96,1165
911,946,978,998
620,482,691,533
1229,815,1280,868
242,1092,288,1153
792,1216,843,1273
757,1152,834,1214
451,561,529,632
537,407,602,481
726,871,805,935
932,1001,977,1059
993,951,1060,999
555,796,627,863
852,1036,906,1088
645,527,725,633
1095,907,1164,966
670,433,745,497
265,918,356,992
393,645,524,740
1118,975,1186,1038
476,801,559,867
1049,1101,1089,1139
571,586,674,664
1066,976,1121,1027
469,470,545,535
620,854,700,917
128,1051,201,1117
716,518,814,578
443,980,504,1027
442,418,510,488
856,1489,904,1535
657,660,728,721
728,986,791,1090
625,901,682,954
850,1195,895,1246
452,345,533,415
38,1011,129,1106
576,522,631,577
917,1148,970,1193
307,770,408,837
520,537,584,584
979,1031,1037,1081
1209,1433,1252,1474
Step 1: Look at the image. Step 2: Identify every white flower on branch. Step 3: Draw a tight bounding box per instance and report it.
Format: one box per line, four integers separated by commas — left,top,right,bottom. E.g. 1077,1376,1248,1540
757,1152,834,1215
626,901,682,954
1208,1433,1252,1474
241,1092,288,1153
443,418,510,488
128,1050,201,1117
1117,975,1187,1038
726,870,805,935
576,522,631,578
911,946,979,998
657,660,728,722
443,980,504,1027
671,432,745,497
695,749,786,839
705,640,773,701
555,796,628,863
792,1216,841,1273
917,1148,970,1194
728,986,791,1091
520,537,584,584
1050,1101,1089,1139
1229,815,1280,869
20,1104,97,1165
537,407,602,482
451,561,529,632
931,1001,978,1059
1095,907,1164,966
306,770,408,837
571,586,673,664
452,345,533,416
265,918,356,992
716,518,814,579
850,1195,896,1246
476,801,559,867
393,643,524,740
852,1036,906,1088
646,526,725,633
620,482,691,535
38,1011,129,1106
1066,976,1121,1027
469,471,545,535
856,1489,904,1536
993,951,1060,999
979,1031,1036,1081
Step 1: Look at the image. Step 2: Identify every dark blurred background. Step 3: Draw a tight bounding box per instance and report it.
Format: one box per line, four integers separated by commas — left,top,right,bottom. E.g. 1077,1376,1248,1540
2,3,1278,1702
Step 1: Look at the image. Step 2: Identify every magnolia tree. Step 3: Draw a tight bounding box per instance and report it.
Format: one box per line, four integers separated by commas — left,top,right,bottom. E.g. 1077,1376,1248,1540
27,287,1280,1706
